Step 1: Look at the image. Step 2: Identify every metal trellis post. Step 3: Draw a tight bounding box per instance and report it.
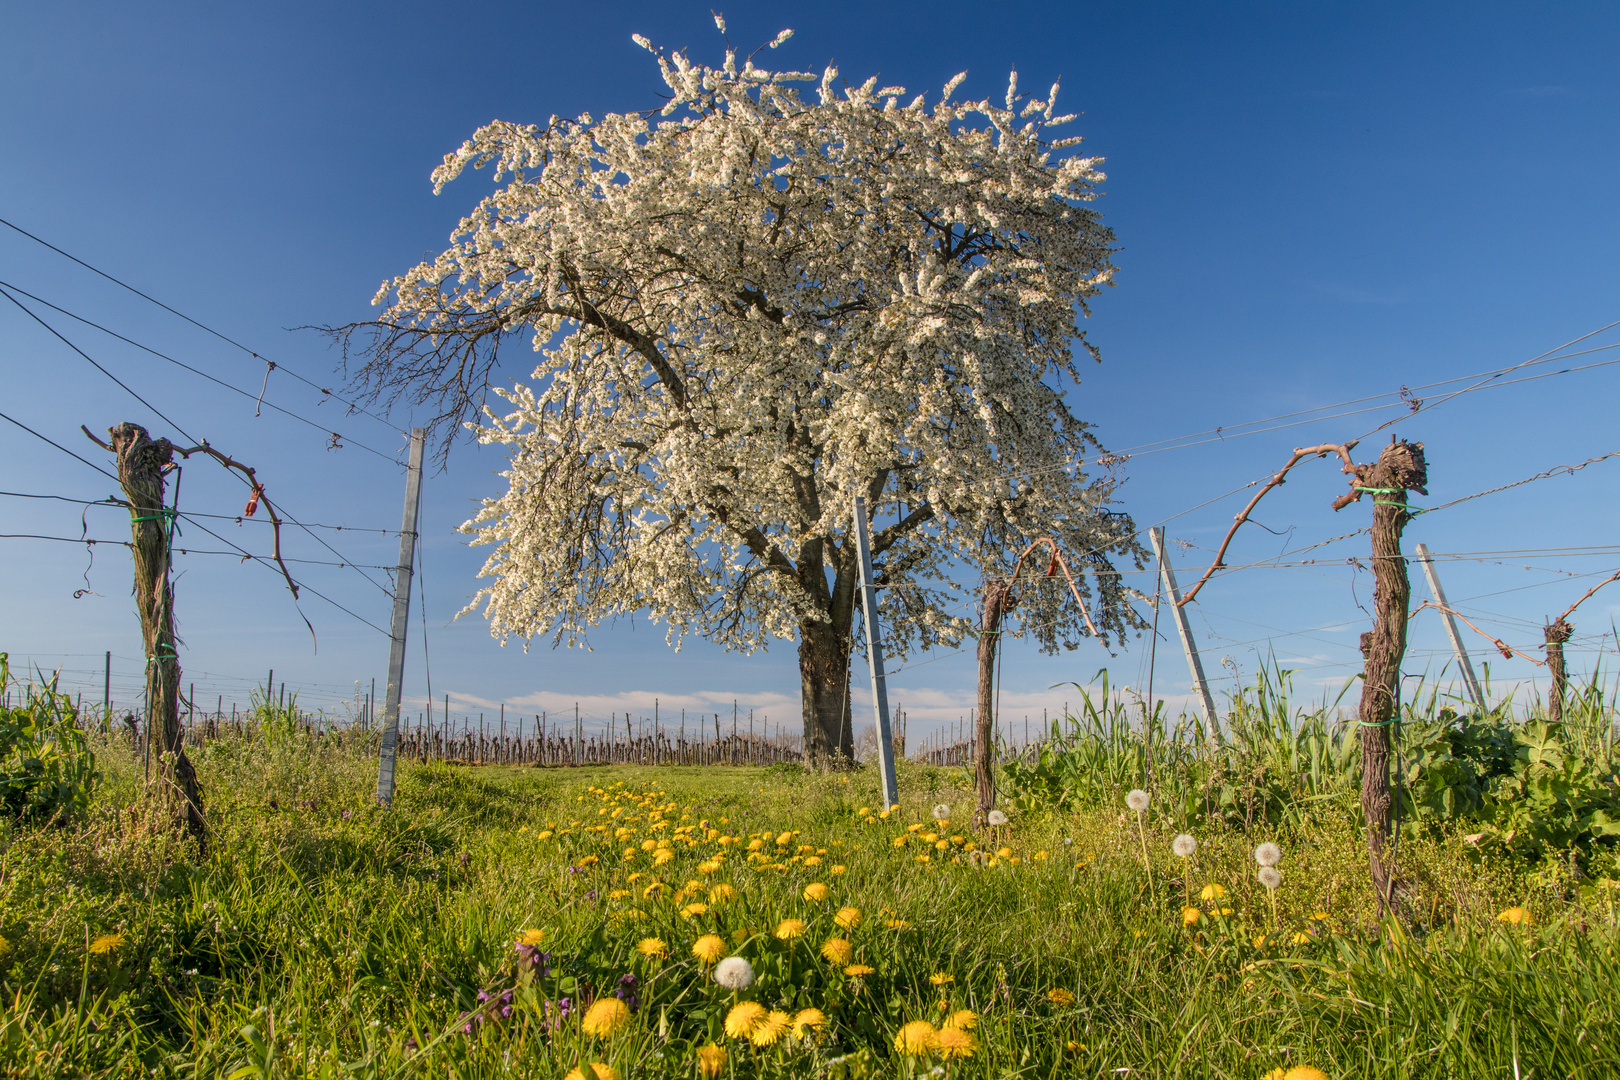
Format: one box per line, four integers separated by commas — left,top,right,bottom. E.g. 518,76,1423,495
852,495,900,810
1149,526,1220,745
375,428,425,807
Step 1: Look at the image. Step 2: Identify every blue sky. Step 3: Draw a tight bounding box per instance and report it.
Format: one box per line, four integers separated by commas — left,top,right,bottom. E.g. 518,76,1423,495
3,1,1618,747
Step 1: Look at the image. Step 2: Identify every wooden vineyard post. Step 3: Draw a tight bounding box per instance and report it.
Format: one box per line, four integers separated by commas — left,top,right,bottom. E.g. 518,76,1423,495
1413,544,1487,713
1544,619,1572,723
851,495,900,812
1348,439,1428,915
1151,527,1220,745
375,428,425,808
974,577,1010,824
105,422,206,846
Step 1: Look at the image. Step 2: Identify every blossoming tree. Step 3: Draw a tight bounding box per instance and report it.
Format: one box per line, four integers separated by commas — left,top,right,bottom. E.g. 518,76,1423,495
346,29,1143,759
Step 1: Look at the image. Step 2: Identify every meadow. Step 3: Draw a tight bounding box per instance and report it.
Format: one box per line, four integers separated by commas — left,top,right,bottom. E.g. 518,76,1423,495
1,671,1618,1079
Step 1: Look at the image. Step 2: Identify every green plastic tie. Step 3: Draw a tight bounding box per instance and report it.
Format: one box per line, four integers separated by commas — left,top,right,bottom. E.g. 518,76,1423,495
1358,717,1400,728
130,509,178,523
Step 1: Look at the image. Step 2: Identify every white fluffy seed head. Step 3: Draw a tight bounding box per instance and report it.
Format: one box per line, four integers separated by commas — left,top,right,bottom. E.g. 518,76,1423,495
1172,833,1197,858
987,809,1009,827
1254,842,1282,868
933,803,951,821
1257,866,1282,890
713,955,754,990
1125,789,1150,813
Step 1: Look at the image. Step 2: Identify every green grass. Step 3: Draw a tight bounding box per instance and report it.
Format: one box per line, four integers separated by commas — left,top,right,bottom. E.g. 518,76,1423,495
0,724,1616,1079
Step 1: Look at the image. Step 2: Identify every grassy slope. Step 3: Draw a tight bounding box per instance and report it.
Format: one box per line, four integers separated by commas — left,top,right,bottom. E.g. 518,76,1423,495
0,735,1616,1079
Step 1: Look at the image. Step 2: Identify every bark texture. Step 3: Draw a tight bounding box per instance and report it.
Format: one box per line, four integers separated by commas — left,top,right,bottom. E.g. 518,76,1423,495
1545,618,1572,723
975,579,1011,823
1354,439,1426,914
110,423,206,847
799,618,855,764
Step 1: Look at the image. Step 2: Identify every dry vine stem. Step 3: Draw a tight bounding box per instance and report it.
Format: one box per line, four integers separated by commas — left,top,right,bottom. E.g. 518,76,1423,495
88,423,208,848
970,537,1103,824
1174,436,1426,914
1178,442,1359,607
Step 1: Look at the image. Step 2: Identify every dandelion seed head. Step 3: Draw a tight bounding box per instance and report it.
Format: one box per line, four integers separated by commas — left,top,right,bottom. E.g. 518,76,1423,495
714,955,754,990
1258,866,1282,890
1172,833,1197,858
933,803,950,821
1125,789,1150,812
1255,842,1282,867
987,809,1009,826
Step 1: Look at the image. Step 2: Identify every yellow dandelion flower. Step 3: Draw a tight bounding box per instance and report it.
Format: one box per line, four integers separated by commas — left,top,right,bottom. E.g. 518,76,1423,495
680,903,709,918
1262,1069,1332,1080
1046,987,1075,1007
536,830,553,840
803,882,829,902
581,996,631,1037
1311,911,1331,922
791,1007,826,1038
774,918,806,940
831,864,847,875
87,933,125,955
653,849,675,866
563,1064,618,1080
996,846,1013,859
746,838,765,851
692,934,725,964
642,883,664,899
804,855,823,867
886,919,911,930
944,1009,977,1030
626,872,643,883
1292,932,1312,945
1253,933,1269,948
894,1020,938,1056
1034,850,1049,860
696,859,722,875
834,906,861,929
1498,906,1533,925
843,963,875,977
1182,906,1204,928
640,839,658,851
935,1026,977,1058
751,1010,791,1047
517,928,546,946
636,937,668,959
1066,1040,1085,1053
821,937,853,965
695,1043,726,1078
724,1001,766,1039
892,835,908,848
710,884,737,903
929,972,954,987
1200,882,1227,901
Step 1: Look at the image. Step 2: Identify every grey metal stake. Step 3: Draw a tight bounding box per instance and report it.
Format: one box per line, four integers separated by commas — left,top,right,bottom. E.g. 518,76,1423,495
851,495,899,810
1149,527,1220,744
1414,543,1487,712
375,428,425,807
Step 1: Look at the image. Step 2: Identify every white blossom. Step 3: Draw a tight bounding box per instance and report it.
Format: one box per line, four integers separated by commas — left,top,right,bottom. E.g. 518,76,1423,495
1172,833,1196,858
364,34,1137,745
987,809,1008,827
1257,867,1282,890
1254,842,1282,868
1125,789,1150,813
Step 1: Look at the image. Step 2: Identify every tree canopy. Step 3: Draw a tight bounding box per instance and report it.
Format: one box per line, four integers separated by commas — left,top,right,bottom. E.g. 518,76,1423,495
349,29,1144,755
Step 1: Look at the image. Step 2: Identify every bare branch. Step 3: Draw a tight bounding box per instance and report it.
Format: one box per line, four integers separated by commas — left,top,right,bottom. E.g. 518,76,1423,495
1180,442,1359,607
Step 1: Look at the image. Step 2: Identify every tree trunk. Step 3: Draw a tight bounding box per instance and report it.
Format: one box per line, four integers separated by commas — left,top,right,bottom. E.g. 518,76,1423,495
975,579,1010,824
799,619,854,764
1545,618,1572,723
1355,439,1426,916
110,422,206,848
